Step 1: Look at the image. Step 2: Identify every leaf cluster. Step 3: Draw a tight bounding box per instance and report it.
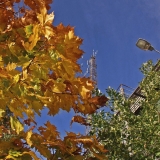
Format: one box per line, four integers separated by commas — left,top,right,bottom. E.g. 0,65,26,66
0,0,108,159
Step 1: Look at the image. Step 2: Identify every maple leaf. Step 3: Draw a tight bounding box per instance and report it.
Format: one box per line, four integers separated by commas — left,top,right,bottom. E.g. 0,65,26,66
6,150,22,159
26,130,33,146
10,116,24,134
39,121,60,139
6,63,17,71
36,6,54,39
70,115,90,126
88,95,109,106
37,7,54,25
44,25,54,39
52,80,66,93
24,24,39,51
62,60,74,76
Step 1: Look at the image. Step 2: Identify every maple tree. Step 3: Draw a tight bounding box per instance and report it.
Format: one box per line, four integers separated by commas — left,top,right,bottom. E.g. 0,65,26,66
0,0,108,159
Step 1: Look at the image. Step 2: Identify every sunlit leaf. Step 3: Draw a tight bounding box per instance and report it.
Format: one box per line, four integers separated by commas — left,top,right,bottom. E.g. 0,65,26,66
24,24,39,51
13,74,20,83
26,130,33,146
10,116,24,134
6,150,22,159
6,63,17,71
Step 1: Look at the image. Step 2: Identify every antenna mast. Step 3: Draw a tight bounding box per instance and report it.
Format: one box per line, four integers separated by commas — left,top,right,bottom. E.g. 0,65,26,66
85,50,97,88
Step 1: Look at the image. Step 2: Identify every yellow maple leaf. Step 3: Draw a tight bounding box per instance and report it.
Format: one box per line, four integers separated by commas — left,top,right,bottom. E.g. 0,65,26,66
65,30,74,40
9,100,24,118
24,24,39,51
22,69,28,80
37,7,54,26
80,86,91,99
6,150,22,159
36,6,55,39
37,7,47,25
26,108,35,119
44,25,54,39
10,116,24,134
26,130,33,146
6,63,16,71
13,74,20,83
52,81,66,93
45,12,54,25
62,60,75,77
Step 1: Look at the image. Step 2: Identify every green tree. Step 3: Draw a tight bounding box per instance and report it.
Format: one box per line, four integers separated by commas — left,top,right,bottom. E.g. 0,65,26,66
89,60,160,160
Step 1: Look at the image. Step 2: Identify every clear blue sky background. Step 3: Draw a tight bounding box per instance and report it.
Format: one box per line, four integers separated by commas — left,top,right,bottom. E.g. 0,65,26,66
37,0,160,137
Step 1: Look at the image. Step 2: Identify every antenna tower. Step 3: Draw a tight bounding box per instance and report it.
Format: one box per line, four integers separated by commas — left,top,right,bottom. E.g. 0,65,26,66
85,50,97,88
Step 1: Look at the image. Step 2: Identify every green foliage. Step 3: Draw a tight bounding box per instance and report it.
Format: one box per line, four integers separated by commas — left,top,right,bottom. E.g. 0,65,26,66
89,60,160,160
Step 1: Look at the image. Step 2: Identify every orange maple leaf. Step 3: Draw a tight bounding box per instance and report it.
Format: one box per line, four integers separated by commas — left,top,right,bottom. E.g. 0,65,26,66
88,95,109,106
70,115,90,126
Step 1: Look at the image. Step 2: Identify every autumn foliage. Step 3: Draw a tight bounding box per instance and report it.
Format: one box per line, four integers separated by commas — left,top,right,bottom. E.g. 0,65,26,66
0,0,108,159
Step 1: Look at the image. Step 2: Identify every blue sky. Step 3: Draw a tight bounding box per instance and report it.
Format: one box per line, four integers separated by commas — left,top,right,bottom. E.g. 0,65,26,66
37,0,160,137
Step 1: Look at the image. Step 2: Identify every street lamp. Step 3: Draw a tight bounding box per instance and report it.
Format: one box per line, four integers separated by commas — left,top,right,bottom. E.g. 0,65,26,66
136,38,160,54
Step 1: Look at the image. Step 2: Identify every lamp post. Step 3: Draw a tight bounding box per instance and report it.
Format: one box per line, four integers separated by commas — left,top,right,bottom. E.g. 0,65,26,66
136,38,160,54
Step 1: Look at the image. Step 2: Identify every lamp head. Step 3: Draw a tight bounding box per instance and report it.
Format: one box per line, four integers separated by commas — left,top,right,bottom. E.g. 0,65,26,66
136,38,154,51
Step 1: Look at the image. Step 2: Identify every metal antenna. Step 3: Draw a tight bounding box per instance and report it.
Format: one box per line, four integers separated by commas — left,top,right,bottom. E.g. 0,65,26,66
84,50,98,88
89,50,98,88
